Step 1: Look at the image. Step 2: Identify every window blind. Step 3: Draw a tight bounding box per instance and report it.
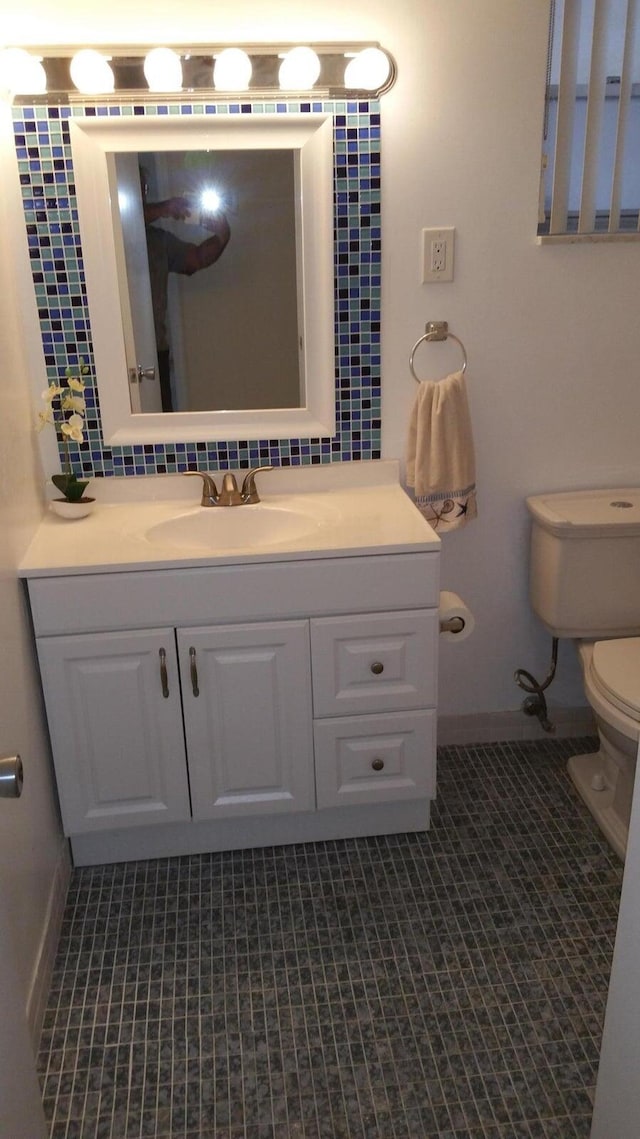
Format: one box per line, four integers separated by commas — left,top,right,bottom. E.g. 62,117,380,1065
540,0,640,240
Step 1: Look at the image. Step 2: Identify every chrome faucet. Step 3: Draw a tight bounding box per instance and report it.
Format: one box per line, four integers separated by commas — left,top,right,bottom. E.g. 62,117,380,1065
184,466,273,507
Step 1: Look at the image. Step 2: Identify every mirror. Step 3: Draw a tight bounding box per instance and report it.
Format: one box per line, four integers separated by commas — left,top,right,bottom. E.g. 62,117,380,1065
117,147,301,416
70,113,335,445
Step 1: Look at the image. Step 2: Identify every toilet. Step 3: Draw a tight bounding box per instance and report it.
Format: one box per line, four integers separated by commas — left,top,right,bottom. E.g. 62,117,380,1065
527,488,640,860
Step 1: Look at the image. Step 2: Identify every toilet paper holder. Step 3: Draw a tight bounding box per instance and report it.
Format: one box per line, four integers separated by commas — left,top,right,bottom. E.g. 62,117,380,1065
438,591,475,641
440,615,466,635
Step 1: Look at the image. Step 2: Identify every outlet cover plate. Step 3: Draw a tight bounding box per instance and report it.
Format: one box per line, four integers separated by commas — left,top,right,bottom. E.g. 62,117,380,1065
421,227,455,283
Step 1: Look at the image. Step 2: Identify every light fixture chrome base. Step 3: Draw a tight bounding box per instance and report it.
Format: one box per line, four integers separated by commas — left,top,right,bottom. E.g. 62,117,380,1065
9,43,397,104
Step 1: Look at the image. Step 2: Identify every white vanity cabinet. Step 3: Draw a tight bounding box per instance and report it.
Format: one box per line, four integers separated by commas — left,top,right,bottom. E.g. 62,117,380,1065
25,543,441,865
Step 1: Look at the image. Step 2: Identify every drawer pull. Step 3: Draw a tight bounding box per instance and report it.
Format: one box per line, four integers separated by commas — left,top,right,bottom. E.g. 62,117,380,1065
189,646,200,697
370,661,384,675
371,757,385,771
159,648,169,698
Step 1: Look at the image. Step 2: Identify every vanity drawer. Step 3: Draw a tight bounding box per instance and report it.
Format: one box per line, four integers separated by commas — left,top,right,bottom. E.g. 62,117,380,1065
310,610,437,717
314,709,435,808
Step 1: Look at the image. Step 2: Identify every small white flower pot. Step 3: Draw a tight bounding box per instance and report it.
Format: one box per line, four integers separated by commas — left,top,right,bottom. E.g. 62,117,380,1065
50,497,96,520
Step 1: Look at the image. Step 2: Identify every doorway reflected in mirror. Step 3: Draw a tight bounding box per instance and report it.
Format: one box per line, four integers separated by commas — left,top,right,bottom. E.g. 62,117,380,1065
115,149,302,415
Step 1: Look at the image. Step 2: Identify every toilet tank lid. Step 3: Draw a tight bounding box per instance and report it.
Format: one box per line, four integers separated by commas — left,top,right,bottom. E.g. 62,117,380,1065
526,488,640,537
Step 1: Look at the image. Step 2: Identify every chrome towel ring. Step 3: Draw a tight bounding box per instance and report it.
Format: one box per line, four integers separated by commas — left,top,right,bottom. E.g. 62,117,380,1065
409,320,468,381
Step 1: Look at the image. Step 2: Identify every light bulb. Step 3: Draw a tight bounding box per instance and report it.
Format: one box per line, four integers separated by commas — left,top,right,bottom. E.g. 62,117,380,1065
278,46,321,91
144,47,182,93
70,50,114,96
0,48,47,95
344,48,391,91
200,189,222,213
213,48,252,91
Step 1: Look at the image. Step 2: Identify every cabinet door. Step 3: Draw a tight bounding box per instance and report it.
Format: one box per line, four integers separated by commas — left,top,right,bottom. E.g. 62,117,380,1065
36,630,190,835
178,621,314,820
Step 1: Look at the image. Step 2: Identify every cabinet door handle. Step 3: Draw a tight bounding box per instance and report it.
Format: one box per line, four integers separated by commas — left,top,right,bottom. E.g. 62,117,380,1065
189,647,200,697
371,757,385,771
370,661,384,675
159,648,169,698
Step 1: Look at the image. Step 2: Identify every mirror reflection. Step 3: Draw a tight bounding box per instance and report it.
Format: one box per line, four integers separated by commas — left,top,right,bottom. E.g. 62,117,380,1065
114,148,302,415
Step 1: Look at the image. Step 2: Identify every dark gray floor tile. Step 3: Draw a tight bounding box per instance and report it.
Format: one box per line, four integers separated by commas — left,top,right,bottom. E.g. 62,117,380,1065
39,737,621,1138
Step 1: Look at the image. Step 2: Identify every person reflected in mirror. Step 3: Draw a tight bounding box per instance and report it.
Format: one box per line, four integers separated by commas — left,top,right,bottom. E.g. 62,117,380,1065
140,169,231,411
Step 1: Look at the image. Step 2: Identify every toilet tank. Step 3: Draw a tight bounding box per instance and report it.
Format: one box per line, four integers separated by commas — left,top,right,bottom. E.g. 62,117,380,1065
527,488,640,639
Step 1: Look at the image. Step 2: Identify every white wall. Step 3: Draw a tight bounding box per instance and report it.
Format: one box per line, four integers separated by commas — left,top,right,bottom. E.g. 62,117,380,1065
0,99,69,1044
0,889,47,1137
5,0,640,727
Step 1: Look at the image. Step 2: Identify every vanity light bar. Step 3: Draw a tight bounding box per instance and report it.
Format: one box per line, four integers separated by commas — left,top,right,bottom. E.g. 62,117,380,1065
4,43,396,102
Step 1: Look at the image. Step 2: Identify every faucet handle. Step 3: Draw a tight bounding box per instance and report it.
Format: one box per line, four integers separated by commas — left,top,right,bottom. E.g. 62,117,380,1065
241,465,274,504
183,470,219,506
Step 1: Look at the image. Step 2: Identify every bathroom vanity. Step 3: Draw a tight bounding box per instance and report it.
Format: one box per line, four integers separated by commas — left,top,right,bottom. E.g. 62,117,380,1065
20,464,440,866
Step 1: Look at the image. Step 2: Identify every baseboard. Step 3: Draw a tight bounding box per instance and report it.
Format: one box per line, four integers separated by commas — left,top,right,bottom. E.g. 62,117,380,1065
70,798,432,867
26,837,71,1049
437,705,597,747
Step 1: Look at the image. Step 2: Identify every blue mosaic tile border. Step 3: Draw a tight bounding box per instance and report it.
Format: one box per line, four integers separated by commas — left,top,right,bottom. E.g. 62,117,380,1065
13,99,381,479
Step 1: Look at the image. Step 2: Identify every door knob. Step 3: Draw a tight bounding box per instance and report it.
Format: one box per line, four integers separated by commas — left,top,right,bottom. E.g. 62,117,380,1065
0,755,23,799
128,365,157,384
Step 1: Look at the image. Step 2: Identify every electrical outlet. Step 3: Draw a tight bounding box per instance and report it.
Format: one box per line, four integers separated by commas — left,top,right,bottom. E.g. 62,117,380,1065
431,240,447,272
421,227,455,283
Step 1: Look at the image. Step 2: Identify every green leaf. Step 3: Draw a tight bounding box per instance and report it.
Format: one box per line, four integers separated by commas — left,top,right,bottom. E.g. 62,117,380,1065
52,473,90,502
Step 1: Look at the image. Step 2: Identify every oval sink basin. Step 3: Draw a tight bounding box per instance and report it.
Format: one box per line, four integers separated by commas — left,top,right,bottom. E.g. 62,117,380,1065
144,504,321,552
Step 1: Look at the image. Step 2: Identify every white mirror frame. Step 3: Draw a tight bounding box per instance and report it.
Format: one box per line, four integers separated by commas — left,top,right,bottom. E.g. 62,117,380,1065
70,112,335,445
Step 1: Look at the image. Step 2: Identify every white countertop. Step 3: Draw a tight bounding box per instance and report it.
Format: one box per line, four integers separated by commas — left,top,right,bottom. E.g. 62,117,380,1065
19,462,439,578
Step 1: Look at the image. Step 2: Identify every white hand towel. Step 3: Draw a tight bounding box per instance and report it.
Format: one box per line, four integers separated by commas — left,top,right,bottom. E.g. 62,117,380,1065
406,369,477,531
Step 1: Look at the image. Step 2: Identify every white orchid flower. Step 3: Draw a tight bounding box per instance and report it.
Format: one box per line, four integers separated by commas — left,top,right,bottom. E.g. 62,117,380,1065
61,414,84,443
37,376,87,452
61,393,86,414
41,385,64,402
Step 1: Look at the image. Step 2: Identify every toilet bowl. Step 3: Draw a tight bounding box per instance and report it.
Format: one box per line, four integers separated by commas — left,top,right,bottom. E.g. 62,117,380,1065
570,639,640,860
526,487,640,860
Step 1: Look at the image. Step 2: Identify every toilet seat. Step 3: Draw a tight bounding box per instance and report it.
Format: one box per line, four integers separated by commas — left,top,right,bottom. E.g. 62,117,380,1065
590,638,640,722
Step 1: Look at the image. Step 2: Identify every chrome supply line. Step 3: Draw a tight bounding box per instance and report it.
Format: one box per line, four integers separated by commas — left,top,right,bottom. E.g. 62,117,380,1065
514,637,559,734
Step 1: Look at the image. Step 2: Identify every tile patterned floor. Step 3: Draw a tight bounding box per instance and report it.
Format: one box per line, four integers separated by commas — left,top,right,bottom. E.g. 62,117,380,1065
39,737,623,1139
